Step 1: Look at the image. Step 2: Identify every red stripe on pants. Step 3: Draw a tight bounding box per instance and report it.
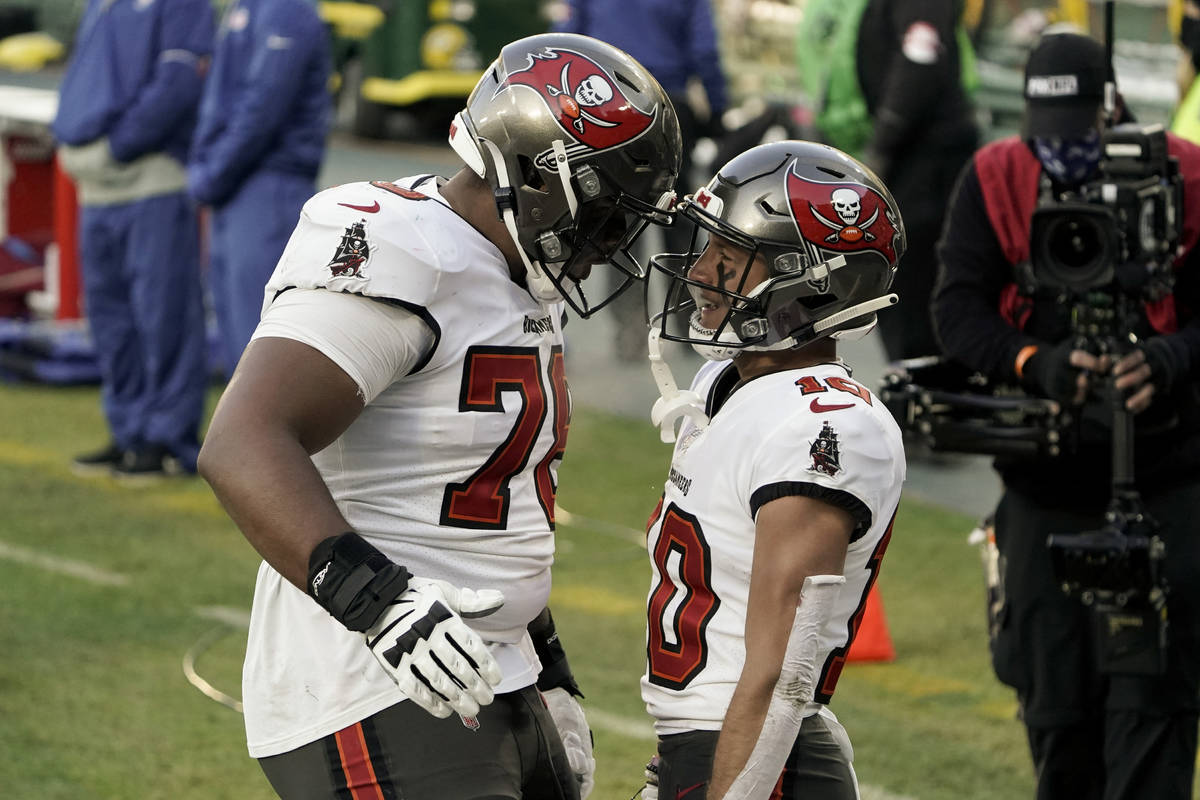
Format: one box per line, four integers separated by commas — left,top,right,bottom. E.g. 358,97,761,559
334,723,386,800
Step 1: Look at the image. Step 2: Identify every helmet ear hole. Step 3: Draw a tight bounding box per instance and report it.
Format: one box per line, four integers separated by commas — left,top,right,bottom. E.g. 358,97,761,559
519,155,548,192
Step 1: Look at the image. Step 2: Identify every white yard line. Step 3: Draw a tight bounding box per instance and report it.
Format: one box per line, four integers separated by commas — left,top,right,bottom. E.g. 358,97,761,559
586,707,658,742
193,605,251,629
557,505,646,546
859,785,920,800
0,540,129,586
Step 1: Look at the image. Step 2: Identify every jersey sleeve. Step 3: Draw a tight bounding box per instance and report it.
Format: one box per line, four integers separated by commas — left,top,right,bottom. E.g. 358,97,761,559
747,408,896,540
263,181,462,313
254,288,435,403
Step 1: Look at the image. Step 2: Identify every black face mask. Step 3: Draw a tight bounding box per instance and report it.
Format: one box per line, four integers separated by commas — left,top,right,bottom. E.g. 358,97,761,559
1182,17,1200,72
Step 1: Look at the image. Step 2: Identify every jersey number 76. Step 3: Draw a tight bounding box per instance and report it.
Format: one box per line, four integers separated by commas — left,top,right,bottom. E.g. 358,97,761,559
440,345,569,530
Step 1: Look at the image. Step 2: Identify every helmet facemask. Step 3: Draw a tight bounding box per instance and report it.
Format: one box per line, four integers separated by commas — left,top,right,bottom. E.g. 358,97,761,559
650,198,858,361
527,157,675,316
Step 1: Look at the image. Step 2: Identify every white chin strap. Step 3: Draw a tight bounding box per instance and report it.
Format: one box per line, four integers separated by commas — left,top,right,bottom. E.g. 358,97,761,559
688,312,749,362
689,291,900,360
648,327,709,443
475,137,584,306
819,293,899,340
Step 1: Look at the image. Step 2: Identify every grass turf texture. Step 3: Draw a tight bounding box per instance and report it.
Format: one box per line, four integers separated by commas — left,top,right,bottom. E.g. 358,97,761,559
0,383,1039,799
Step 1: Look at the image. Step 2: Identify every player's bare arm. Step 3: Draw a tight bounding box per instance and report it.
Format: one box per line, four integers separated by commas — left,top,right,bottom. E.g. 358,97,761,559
707,494,853,799
201,333,503,719
199,335,364,589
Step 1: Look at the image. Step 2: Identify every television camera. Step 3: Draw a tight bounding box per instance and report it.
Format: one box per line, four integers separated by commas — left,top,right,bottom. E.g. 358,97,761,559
881,121,1181,675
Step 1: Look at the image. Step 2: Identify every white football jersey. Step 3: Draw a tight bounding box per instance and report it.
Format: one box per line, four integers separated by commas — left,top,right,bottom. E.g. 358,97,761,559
243,176,571,757
641,359,905,736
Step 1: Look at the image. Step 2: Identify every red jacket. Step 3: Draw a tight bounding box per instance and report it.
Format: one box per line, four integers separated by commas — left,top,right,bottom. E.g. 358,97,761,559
972,133,1200,334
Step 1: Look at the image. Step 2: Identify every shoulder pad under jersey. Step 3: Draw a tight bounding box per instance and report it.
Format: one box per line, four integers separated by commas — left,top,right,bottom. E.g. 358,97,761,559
263,180,474,308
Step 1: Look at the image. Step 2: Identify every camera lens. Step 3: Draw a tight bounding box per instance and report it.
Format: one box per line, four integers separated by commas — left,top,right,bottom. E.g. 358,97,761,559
1044,213,1106,273
1031,204,1116,291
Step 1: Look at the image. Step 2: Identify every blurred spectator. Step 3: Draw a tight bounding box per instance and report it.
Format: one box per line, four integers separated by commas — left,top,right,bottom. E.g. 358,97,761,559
797,0,980,362
555,0,728,360
52,0,213,478
188,0,331,378
1173,0,1200,144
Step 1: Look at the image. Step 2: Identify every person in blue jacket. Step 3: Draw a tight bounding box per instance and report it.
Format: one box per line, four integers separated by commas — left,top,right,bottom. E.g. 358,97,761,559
52,0,214,479
188,0,331,378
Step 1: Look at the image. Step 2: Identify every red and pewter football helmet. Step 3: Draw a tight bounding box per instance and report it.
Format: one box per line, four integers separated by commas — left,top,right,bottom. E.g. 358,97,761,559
448,33,682,317
649,140,906,360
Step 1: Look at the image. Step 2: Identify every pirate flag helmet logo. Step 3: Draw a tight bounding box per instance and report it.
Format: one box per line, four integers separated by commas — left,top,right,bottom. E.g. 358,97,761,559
328,219,370,279
498,47,656,158
786,160,901,268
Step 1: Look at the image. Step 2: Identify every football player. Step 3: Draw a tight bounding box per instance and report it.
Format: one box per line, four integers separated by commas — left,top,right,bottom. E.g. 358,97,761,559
638,141,906,799
197,33,680,799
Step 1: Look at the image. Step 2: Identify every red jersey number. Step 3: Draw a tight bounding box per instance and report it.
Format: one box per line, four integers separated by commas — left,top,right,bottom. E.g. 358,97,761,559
646,504,720,689
440,345,568,529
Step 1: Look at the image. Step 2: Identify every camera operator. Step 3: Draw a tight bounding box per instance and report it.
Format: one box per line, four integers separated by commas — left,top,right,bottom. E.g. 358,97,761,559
933,31,1200,799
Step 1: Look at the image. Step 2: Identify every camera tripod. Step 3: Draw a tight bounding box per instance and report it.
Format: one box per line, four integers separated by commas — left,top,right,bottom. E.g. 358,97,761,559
1046,293,1169,675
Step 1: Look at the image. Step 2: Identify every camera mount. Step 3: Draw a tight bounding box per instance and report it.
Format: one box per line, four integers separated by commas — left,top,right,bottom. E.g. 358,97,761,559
1045,290,1169,676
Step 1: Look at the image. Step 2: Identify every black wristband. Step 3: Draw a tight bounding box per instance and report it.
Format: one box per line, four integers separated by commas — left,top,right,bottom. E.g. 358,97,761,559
529,607,583,698
307,532,411,633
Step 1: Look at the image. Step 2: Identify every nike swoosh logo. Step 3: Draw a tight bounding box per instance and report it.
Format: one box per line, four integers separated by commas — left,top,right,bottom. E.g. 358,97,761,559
676,783,706,799
338,201,380,213
810,397,855,413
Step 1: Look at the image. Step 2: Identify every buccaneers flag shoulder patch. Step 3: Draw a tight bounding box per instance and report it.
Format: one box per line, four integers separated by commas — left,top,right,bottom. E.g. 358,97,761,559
809,420,843,477
328,219,371,279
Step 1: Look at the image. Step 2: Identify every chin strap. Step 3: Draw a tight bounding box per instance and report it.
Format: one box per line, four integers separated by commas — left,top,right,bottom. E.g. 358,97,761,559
477,137,561,305
816,293,898,337
648,327,709,444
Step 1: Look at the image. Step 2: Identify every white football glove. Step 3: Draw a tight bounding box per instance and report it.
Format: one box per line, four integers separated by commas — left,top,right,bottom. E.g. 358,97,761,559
365,577,505,719
542,687,596,798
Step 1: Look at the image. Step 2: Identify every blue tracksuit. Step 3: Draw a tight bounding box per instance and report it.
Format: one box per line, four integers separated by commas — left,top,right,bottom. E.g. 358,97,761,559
52,0,214,468
188,0,331,376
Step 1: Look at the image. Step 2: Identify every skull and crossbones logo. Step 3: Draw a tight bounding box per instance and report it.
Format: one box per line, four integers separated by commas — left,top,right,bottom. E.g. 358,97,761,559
811,188,878,245
545,62,619,135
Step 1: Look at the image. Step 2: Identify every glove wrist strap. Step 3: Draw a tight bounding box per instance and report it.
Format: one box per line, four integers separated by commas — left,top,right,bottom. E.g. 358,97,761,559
529,607,584,697
307,532,411,632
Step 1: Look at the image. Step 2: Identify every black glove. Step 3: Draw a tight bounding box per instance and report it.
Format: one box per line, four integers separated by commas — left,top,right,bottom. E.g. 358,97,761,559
1021,340,1083,404
1139,337,1182,395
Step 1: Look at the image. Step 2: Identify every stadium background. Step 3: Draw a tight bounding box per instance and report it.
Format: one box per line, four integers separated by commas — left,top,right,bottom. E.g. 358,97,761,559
0,0,1193,797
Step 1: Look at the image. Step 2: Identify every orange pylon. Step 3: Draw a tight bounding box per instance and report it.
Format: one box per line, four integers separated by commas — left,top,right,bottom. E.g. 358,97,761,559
847,584,895,662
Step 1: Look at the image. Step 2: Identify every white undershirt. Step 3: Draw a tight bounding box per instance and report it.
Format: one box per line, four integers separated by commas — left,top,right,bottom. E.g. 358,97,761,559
252,287,436,403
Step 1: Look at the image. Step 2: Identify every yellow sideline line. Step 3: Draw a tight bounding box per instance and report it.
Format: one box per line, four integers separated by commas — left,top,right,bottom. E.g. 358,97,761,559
0,439,228,520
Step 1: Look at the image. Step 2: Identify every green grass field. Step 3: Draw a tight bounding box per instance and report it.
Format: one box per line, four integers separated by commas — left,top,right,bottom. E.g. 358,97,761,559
0,382,1040,799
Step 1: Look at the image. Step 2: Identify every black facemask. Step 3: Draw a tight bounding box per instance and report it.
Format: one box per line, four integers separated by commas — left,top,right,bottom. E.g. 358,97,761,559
1182,17,1200,72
